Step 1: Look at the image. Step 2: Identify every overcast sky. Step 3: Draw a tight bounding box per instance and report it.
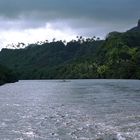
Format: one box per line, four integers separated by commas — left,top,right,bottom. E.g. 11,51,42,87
0,0,139,48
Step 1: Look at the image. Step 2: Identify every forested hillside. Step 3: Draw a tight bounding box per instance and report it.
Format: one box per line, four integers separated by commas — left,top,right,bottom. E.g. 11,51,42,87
0,40,103,79
95,30,140,79
0,21,140,79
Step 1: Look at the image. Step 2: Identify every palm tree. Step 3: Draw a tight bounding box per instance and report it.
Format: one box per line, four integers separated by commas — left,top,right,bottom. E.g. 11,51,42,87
52,38,56,42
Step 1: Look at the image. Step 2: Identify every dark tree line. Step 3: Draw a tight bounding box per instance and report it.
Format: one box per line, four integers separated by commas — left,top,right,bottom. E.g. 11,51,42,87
0,64,18,85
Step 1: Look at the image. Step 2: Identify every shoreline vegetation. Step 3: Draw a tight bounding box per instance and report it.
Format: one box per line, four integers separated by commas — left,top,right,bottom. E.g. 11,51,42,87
0,64,18,86
0,20,140,82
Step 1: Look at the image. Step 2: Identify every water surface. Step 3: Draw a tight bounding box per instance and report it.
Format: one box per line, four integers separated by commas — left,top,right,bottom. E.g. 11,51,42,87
0,80,140,140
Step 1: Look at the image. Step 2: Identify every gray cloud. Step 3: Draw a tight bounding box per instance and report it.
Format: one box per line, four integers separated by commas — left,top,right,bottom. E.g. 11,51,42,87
0,0,139,37
0,0,139,20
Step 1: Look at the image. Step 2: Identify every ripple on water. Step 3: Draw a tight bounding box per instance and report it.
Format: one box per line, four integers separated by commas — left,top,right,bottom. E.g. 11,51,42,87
0,80,140,140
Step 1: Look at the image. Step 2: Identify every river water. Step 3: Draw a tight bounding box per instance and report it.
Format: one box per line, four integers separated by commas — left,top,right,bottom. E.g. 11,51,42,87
0,80,140,140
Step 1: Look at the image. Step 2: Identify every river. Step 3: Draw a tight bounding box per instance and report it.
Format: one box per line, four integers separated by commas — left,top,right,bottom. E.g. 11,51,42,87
0,80,140,140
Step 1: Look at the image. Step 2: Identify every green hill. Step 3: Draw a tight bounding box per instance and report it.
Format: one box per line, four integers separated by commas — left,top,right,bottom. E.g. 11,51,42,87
0,20,140,79
95,30,140,79
0,40,103,79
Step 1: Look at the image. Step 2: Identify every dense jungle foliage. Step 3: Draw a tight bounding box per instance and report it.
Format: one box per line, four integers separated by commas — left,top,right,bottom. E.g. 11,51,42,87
0,64,18,85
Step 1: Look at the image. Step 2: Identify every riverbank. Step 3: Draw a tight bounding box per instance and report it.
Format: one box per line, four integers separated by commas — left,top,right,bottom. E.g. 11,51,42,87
0,64,18,86
0,79,18,86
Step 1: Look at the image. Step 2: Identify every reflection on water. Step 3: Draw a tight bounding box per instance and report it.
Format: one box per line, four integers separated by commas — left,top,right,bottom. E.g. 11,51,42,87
0,80,140,140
